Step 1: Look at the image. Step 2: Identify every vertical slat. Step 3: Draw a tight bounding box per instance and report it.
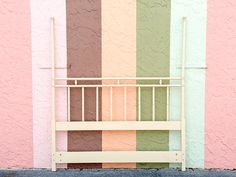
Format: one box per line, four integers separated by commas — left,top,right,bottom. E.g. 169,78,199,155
50,17,56,171
67,87,70,122
181,17,187,171
96,87,99,121
138,87,141,121
152,87,155,121
82,87,85,122
124,87,127,121
110,87,113,121
167,87,169,121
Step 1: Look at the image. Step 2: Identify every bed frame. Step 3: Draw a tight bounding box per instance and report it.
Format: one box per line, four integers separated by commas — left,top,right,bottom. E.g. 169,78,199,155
50,17,187,171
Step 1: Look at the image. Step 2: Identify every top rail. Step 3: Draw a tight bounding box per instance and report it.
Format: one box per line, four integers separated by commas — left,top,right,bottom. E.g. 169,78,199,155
55,77,181,81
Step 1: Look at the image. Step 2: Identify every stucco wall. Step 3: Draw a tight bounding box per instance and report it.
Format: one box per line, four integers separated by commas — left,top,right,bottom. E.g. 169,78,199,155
31,0,67,168
205,0,236,169
102,0,136,168
0,0,236,170
170,0,206,168
0,0,33,168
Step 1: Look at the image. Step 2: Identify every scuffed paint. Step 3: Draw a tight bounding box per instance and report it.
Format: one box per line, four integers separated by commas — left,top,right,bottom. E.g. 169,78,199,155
31,0,67,168
169,0,206,168
0,0,33,168
205,0,236,169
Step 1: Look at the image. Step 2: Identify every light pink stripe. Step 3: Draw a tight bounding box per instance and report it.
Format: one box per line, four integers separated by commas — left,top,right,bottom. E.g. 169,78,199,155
31,0,67,168
205,0,236,169
0,0,33,168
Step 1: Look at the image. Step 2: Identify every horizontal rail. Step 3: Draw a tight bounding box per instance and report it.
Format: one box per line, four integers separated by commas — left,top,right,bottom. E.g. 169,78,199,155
54,151,182,163
54,84,181,88
56,121,181,131
55,77,181,81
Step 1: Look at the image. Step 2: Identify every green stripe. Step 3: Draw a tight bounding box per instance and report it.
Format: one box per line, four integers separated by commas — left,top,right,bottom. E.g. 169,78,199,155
136,0,171,168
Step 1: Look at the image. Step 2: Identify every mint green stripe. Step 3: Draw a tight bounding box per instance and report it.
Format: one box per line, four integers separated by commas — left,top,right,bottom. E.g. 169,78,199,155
136,0,171,168
169,0,206,168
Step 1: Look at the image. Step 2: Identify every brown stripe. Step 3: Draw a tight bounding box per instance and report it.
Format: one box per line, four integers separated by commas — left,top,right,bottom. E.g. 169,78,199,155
66,0,102,168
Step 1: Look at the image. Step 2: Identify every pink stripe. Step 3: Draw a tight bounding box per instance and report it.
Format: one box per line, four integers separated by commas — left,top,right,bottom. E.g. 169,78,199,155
31,0,67,168
0,0,33,168
205,0,236,169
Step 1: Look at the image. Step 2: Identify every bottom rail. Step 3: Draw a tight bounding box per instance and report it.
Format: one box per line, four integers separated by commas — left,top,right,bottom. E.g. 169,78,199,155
56,121,181,131
53,151,183,164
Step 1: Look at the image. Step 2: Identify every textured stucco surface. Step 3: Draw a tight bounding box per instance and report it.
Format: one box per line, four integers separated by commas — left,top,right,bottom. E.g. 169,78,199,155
0,0,33,168
169,0,206,168
31,0,67,168
205,0,236,169
136,0,170,168
2,0,236,170
66,0,102,169
102,0,136,168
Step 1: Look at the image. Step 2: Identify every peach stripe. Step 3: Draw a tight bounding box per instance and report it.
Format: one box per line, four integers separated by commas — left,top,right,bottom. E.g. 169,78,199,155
102,0,136,168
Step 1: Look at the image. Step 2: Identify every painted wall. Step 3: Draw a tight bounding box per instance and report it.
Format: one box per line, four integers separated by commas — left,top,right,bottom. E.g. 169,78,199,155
102,0,136,168
66,0,102,169
136,0,170,168
31,0,67,168
170,0,206,168
0,0,33,168
0,0,236,170
205,0,236,169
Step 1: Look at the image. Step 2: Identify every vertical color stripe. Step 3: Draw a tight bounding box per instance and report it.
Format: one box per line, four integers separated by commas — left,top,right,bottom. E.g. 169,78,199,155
31,0,67,168
66,0,102,169
205,0,236,169
136,0,171,168
102,0,136,168
169,0,206,168
0,0,33,168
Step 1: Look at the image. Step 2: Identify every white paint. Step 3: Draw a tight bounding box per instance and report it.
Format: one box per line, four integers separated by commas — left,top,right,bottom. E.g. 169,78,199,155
31,0,67,168
169,0,207,168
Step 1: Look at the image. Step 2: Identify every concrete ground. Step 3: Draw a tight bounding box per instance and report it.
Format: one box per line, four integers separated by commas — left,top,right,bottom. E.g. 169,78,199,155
0,169,236,177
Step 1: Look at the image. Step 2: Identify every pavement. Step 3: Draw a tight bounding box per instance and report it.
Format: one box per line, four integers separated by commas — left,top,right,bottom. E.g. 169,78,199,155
0,169,236,177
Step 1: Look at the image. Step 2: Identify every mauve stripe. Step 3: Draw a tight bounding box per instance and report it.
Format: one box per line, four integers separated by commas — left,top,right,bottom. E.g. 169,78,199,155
66,0,102,169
